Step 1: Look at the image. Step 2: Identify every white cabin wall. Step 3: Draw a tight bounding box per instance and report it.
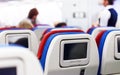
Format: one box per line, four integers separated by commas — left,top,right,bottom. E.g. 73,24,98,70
46,0,104,31
61,0,89,30
89,0,103,23
62,0,104,31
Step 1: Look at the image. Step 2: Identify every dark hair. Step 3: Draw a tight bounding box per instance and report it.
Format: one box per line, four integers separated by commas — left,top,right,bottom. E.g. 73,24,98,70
15,38,28,48
108,0,115,5
55,22,67,27
28,8,39,19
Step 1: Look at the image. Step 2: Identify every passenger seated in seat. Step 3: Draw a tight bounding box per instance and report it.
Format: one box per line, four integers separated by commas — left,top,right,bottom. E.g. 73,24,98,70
14,38,28,48
18,19,34,29
54,22,67,27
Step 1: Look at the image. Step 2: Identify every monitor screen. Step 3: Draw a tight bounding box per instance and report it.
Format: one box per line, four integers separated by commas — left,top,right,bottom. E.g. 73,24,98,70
117,37,120,53
115,36,120,59
6,34,30,48
60,39,90,67
64,43,87,60
0,67,16,75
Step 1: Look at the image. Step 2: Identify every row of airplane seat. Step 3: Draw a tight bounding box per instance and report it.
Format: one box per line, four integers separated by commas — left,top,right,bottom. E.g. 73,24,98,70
0,28,99,75
1,26,120,75
38,26,120,75
0,26,90,75
37,28,99,75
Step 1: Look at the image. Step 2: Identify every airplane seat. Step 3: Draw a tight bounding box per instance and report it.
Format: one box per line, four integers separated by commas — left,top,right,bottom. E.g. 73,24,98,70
38,30,99,75
0,29,39,55
95,30,112,75
32,25,53,42
96,30,120,75
87,27,116,38
40,32,83,70
0,45,43,75
37,29,84,59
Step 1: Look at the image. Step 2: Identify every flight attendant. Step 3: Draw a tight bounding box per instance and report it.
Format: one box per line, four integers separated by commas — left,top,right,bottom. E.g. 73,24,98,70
93,0,118,27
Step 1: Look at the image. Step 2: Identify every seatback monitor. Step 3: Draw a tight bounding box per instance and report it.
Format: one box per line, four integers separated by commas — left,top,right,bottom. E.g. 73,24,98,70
115,36,120,59
60,39,90,67
0,67,16,75
6,34,30,49
0,59,24,75
64,43,87,60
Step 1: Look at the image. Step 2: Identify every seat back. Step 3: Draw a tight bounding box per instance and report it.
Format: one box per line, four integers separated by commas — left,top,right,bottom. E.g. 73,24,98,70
39,31,99,75
0,45,43,75
0,29,39,55
96,30,120,75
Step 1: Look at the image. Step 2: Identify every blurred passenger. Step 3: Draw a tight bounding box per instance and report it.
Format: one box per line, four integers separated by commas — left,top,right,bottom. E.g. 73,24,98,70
93,0,118,27
18,19,34,29
15,38,28,48
27,8,40,26
55,22,67,27
19,8,40,29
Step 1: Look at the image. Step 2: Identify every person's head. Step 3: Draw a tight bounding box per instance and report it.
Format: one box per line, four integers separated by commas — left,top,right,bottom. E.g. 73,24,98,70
28,8,39,20
55,22,67,27
102,0,115,7
18,19,34,29
15,38,28,48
